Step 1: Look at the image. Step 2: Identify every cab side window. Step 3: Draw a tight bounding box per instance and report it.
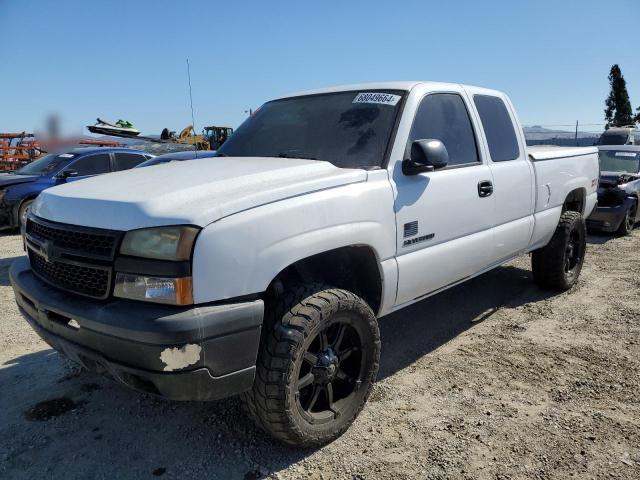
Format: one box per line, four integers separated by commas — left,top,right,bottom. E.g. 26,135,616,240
70,154,112,176
473,95,520,161
114,152,146,171
408,93,479,166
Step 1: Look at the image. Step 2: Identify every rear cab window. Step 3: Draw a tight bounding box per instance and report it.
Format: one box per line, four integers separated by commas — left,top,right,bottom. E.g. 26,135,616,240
473,95,520,162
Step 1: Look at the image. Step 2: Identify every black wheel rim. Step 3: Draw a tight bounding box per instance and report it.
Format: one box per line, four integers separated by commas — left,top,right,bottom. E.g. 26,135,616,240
295,317,364,425
564,229,583,275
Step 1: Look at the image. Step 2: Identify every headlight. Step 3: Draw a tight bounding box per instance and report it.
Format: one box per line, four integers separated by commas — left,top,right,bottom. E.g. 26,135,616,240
114,273,193,305
120,226,199,261
115,225,199,305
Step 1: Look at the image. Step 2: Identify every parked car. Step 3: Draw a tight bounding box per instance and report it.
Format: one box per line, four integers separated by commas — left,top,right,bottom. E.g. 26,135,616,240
587,145,640,235
135,150,217,168
597,126,640,146
0,147,152,229
11,82,599,447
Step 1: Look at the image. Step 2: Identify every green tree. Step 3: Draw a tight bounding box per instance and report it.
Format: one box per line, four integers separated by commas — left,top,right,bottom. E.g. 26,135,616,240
604,64,634,128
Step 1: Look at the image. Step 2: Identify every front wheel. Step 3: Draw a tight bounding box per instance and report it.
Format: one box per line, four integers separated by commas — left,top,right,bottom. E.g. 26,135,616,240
243,284,380,447
532,210,586,291
616,203,636,236
18,200,33,229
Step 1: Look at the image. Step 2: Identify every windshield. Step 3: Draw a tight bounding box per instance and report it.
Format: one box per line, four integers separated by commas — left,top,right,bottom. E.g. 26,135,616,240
216,90,405,169
12,153,71,175
598,150,640,173
599,131,629,145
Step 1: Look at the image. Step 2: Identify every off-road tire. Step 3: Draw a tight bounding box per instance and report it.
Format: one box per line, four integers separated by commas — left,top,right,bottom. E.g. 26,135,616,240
532,210,586,291
616,203,636,236
243,284,380,447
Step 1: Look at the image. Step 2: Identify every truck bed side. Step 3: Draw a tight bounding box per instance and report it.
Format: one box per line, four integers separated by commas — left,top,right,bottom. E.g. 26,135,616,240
527,146,599,251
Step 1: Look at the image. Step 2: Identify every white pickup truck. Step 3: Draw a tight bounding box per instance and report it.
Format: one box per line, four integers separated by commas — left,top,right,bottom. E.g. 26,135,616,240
11,82,599,446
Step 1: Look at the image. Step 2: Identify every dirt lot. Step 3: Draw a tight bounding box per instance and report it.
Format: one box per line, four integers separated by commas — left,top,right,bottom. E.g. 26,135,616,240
1,229,639,480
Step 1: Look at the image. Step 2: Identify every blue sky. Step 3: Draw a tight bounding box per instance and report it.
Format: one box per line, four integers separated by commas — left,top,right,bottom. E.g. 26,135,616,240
1,0,638,136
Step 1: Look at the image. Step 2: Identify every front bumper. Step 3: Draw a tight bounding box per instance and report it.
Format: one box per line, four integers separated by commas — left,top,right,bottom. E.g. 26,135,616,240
10,257,263,401
586,197,635,232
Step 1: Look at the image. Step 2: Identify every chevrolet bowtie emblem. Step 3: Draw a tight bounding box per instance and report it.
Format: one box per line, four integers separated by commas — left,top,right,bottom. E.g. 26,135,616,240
41,241,55,263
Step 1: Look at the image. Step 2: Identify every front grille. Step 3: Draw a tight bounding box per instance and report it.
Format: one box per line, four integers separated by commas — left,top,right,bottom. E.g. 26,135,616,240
27,217,118,259
29,249,111,299
25,215,123,299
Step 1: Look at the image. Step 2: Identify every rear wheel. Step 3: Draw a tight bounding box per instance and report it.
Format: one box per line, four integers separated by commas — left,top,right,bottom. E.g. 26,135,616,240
532,210,586,291
243,284,380,447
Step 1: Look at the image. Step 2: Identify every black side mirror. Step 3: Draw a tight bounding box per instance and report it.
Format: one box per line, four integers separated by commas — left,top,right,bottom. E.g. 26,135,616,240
402,139,449,175
56,169,78,181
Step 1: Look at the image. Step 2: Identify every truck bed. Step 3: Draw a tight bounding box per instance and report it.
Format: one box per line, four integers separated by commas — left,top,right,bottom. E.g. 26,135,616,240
526,145,599,251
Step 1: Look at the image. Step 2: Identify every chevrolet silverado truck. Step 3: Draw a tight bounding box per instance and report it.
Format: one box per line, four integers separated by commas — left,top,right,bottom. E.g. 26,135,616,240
10,82,599,446
587,145,640,235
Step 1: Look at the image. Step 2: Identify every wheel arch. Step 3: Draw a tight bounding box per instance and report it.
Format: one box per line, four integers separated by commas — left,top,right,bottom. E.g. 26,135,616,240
562,188,587,215
13,195,38,227
267,245,384,315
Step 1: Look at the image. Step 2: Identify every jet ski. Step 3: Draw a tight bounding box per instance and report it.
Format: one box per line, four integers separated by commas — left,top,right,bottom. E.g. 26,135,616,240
87,118,140,137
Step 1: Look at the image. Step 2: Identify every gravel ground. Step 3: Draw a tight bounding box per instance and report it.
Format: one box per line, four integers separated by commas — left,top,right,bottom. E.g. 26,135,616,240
1,229,639,479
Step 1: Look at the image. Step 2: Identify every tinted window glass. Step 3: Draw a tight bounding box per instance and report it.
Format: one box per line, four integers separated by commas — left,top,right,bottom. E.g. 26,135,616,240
71,154,112,176
407,93,479,166
474,95,520,161
114,152,145,171
216,90,404,169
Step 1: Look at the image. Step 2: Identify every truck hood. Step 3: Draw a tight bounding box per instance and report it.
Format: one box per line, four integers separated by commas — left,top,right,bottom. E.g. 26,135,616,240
31,157,367,230
0,173,39,188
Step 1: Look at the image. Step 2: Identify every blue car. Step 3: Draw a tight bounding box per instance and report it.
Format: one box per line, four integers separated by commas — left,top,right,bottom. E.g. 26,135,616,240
135,149,217,168
0,147,152,229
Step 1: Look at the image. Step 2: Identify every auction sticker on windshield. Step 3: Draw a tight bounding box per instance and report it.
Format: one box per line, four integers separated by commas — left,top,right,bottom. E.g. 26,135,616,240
353,92,401,106
615,152,638,157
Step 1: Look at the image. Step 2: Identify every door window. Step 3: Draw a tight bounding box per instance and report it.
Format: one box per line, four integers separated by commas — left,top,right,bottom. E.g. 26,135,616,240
114,152,146,171
474,95,520,161
407,93,479,166
70,154,112,176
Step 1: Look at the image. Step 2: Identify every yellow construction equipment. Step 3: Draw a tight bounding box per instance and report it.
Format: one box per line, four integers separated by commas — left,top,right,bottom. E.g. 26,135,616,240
160,125,233,150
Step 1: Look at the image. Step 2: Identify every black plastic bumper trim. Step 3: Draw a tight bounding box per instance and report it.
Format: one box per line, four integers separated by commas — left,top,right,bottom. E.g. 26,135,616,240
10,256,264,399
587,197,635,232
22,311,256,401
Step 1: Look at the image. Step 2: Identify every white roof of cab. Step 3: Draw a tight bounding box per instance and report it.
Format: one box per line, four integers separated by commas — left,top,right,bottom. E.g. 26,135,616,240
276,81,500,100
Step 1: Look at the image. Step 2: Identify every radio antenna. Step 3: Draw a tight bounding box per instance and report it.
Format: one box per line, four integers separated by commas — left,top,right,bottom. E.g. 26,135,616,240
186,58,198,156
